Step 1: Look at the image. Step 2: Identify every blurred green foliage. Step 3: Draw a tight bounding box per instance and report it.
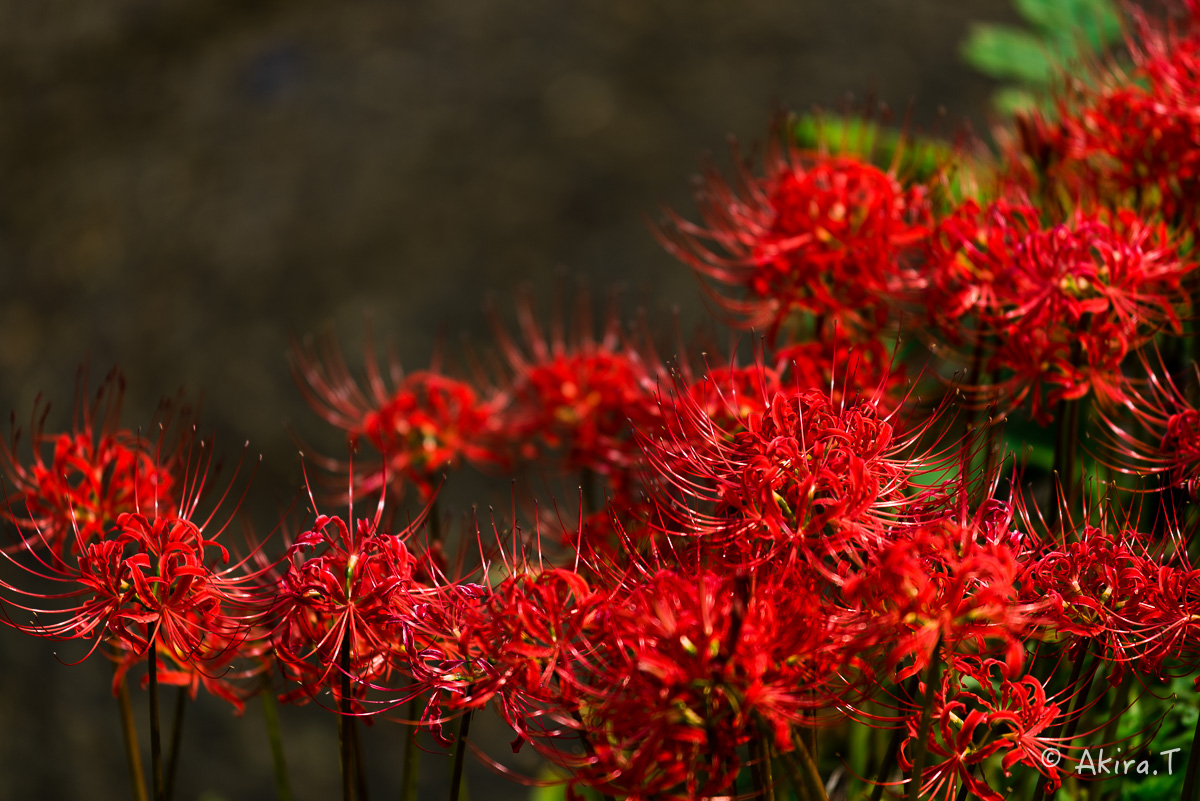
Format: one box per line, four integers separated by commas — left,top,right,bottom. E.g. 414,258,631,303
961,0,1124,115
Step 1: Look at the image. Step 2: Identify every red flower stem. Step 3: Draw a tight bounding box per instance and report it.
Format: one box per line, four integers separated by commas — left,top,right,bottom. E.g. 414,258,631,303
400,696,419,801
907,642,942,801
164,686,187,801
148,642,164,801
448,707,473,801
338,636,355,801
260,688,293,801
115,670,149,801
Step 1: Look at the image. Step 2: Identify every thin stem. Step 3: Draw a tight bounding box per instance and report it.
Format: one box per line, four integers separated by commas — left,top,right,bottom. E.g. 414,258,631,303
261,688,294,801
149,644,164,801
1030,639,1091,801
1180,700,1200,801
580,468,598,516
753,733,782,801
448,709,473,801
339,637,355,801
907,643,942,801
569,710,615,801
400,696,419,801
116,671,149,801
871,677,919,801
772,727,828,801
1047,344,1086,528
164,686,187,801
353,717,370,801
750,734,767,801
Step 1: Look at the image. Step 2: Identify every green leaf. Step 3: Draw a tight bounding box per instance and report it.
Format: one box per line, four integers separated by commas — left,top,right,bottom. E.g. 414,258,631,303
1014,0,1123,52
991,86,1040,117
961,23,1056,84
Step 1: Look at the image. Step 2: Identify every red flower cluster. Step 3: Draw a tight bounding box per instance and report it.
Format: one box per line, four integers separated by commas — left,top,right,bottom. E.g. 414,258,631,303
926,201,1191,420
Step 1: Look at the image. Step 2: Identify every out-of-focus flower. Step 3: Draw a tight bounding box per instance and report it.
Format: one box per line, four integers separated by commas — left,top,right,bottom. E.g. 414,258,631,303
1,369,179,556
292,333,509,500
657,117,935,342
490,294,664,499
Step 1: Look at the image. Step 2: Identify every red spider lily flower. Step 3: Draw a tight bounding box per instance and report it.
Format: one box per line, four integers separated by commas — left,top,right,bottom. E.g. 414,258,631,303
643,370,946,567
0,431,263,704
925,199,1192,422
569,566,849,800
269,494,429,710
672,331,907,440
447,568,605,760
291,331,509,501
657,116,936,342
1,369,179,556
1048,4,1200,226
898,657,1074,801
1095,355,1200,498
842,513,1042,681
114,625,272,714
489,294,665,496
1020,525,1161,669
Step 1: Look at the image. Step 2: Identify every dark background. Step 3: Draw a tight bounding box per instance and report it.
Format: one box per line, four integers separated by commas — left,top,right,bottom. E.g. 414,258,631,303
0,1,1019,798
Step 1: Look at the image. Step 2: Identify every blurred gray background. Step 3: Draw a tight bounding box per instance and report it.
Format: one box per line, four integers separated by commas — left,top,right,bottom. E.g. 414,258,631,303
0,1,1017,799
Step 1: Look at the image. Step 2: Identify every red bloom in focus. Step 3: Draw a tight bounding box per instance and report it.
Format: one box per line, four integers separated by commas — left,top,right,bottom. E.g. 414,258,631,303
570,566,847,800
0,430,261,706
658,118,934,341
843,511,1040,680
646,373,939,565
1096,357,1200,498
292,333,508,500
927,200,1191,421
451,568,604,760
268,491,431,710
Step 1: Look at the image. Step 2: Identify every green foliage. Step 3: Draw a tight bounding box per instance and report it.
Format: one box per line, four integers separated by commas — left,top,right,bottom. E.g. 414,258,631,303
962,0,1124,115
792,114,953,183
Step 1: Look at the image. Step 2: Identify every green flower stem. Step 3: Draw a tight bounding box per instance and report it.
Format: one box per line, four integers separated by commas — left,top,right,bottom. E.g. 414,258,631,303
148,642,164,801
164,686,187,801
261,688,293,801
400,696,419,801
774,726,828,801
750,731,777,801
448,708,473,801
354,716,370,801
1179,700,1200,801
1030,638,1091,801
569,710,615,801
907,642,942,801
871,676,919,801
339,636,355,801
115,670,149,801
